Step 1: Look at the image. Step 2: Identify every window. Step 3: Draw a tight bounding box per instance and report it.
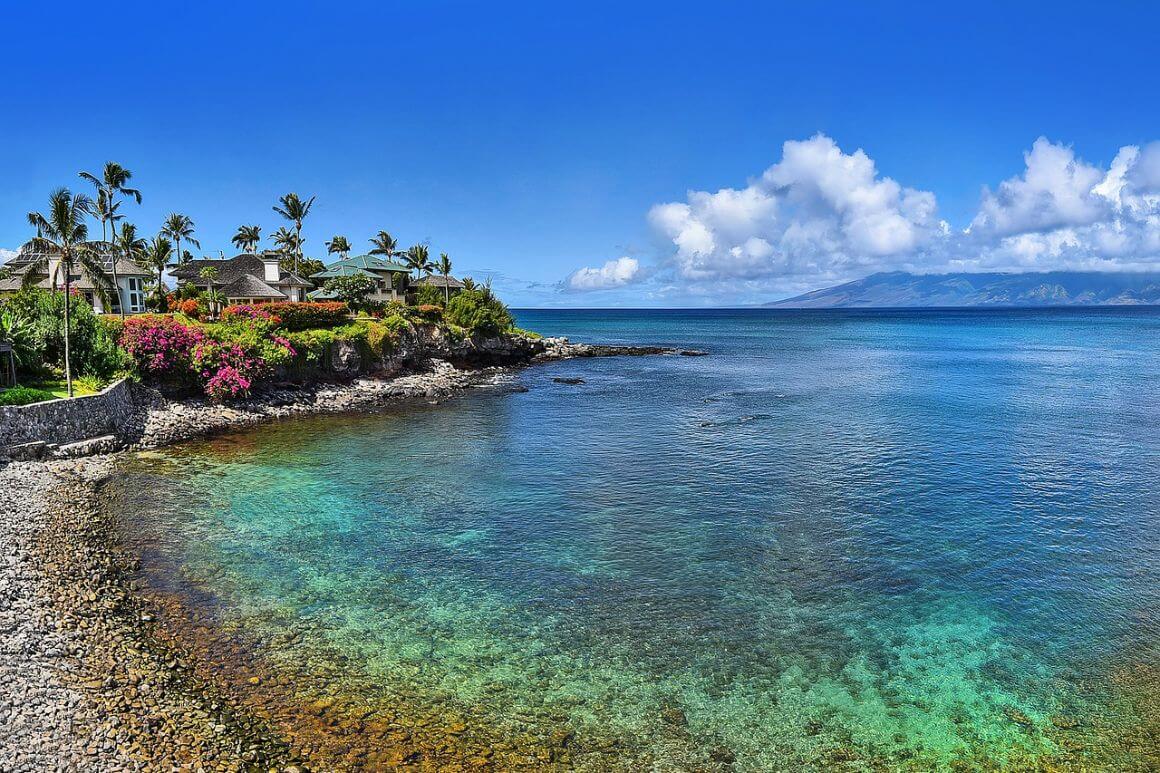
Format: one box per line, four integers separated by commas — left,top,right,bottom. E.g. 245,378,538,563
126,278,143,312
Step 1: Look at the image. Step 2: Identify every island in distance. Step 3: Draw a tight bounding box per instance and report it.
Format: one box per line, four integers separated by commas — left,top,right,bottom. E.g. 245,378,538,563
766,271,1160,308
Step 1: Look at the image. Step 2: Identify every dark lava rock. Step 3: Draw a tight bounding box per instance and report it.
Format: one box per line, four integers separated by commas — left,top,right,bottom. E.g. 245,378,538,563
678,349,709,356
552,377,586,385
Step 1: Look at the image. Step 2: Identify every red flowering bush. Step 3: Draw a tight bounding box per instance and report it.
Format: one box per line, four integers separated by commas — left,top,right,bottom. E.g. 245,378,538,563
177,298,204,319
119,315,204,376
203,366,251,401
120,313,296,402
221,304,282,325
264,301,349,330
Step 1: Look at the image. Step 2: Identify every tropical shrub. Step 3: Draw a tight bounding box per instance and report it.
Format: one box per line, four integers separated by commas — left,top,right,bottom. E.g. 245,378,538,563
1,289,127,379
285,329,337,366
366,316,412,357
445,287,514,336
0,386,57,406
177,298,205,319
221,304,281,324
414,304,444,323
119,315,204,377
323,275,378,312
0,306,37,372
413,284,445,307
264,301,349,330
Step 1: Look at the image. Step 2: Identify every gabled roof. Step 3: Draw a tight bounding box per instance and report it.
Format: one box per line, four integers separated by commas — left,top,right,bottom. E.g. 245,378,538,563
312,254,410,278
311,265,381,280
0,258,149,293
221,273,287,299
172,253,315,289
413,274,465,289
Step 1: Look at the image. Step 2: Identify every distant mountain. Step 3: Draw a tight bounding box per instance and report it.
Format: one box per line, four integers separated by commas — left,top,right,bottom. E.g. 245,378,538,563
765,271,1160,308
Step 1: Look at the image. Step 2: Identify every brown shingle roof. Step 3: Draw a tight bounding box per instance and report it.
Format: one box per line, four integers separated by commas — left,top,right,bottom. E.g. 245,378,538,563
221,273,287,299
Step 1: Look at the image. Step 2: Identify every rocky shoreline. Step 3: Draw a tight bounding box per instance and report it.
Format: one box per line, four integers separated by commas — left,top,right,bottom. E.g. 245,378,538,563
0,339,691,770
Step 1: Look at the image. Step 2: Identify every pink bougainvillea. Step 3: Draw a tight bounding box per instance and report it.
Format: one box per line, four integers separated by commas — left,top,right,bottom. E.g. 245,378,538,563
119,315,204,375
203,366,252,401
121,313,296,402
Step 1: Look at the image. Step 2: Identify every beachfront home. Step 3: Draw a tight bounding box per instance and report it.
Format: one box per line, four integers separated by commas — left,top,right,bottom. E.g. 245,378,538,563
308,255,412,303
0,254,152,314
170,252,314,304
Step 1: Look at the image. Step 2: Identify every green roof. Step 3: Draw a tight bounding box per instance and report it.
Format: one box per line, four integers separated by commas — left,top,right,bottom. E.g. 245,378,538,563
311,254,410,278
310,265,380,280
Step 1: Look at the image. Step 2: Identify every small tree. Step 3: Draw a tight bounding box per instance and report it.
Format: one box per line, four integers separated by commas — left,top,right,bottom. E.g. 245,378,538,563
324,273,377,312
199,266,220,318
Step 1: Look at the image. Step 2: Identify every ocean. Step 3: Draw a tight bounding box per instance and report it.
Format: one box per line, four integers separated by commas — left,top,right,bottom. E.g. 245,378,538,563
109,308,1160,769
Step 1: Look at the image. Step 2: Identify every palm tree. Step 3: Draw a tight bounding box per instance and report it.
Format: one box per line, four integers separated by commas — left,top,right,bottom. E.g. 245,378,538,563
326,235,351,258
19,189,112,397
141,236,173,307
161,213,200,267
271,226,301,258
116,223,147,267
368,230,398,258
199,266,220,318
272,193,315,274
405,244,434,279
437,252,454,305
80,162,142,319
231,224,262,253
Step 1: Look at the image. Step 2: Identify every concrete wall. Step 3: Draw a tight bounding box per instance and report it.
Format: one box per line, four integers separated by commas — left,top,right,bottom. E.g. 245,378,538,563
0,378,134,451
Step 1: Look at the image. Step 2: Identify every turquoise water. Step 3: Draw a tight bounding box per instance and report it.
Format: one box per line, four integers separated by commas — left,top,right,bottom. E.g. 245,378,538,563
114,309,1160,769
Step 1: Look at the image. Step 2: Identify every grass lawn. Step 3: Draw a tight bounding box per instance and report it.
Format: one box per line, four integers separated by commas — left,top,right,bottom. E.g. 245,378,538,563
25,379,101,398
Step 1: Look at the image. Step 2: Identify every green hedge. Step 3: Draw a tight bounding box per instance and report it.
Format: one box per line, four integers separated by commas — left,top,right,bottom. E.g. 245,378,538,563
0,386,57,406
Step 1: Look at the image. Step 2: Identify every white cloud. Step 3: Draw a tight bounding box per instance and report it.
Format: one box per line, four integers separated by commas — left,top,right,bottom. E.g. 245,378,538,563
959,138,1160,272
970,138,1109,236
646,134,945,291
560,134,1160,303
0,248,16,265
566,256,641,291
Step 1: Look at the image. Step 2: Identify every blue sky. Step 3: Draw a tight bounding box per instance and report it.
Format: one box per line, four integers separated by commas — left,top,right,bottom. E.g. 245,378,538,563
3,1,1159,306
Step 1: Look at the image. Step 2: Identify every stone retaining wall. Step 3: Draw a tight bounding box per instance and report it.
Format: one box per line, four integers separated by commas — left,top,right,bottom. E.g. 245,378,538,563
0,378,134,452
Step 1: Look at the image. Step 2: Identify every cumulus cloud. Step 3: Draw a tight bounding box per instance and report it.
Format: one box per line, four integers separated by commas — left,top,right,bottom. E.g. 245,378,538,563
959,138,1160,271
647,134,945,288
0,248,16,265
566,256,641,291
559,134,1160,302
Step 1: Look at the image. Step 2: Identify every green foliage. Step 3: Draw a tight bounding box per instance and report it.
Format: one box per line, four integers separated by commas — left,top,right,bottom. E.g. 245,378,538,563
412,283,445,307
73,374,107,393
323,274,378,311
203,314,296,370
366,314,412,357
0,289,126,379
511,327,543,339
381,314,411,335
0,385,57,405
280,256,325,277
0,306,37,369
285,328,337,366
445,286,514,336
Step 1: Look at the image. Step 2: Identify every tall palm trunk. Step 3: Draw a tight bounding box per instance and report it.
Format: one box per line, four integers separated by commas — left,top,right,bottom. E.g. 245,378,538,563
444,283,450,305
63,260,73,398
294,222,302,274
110,219,124,319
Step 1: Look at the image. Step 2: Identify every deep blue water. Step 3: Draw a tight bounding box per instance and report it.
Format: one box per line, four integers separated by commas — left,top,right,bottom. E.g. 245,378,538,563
116,308,1160,769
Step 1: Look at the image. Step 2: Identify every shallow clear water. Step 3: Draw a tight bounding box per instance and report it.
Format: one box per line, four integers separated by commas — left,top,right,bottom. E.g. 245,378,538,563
113,308,1160,769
